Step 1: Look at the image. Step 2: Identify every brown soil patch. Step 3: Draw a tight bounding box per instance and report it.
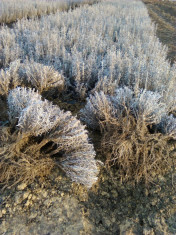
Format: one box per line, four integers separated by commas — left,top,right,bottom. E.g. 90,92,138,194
143,0,176,64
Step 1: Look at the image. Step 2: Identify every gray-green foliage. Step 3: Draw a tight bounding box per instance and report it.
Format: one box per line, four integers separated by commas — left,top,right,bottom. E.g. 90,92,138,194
0,0,175,99
81,87,170,132
1,87,100,188
0,0,97,24
0,60,65,95
81,87,176,184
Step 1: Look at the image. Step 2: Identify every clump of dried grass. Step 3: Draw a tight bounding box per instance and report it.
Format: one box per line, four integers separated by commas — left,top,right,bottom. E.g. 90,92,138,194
102,113,173,184
0,126,54,187
81,87,176,184
0,87,99,189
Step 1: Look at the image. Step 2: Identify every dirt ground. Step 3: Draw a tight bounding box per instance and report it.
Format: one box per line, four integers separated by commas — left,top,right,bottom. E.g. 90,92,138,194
142,0,176,64
0,167,176,234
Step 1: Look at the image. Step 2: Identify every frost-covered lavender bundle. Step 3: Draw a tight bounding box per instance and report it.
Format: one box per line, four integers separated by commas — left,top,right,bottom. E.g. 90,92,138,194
0,87,100,188
81,87,176,184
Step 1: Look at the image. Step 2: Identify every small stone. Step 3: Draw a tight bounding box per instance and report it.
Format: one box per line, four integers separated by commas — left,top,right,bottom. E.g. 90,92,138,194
17,183,27,191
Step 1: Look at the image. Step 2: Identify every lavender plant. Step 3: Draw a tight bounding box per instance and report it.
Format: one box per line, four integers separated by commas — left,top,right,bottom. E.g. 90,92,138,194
0,87,99,188
0,0,175,99
81,87,176,184
0,60,65,95
0,0,98,24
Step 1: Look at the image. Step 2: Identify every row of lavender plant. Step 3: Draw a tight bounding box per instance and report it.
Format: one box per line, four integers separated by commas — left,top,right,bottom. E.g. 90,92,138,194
0,0,175,102
0,0,98,24
0,0,175,187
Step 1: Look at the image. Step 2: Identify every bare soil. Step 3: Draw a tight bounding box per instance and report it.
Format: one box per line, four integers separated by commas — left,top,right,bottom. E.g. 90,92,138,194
142,0,176,64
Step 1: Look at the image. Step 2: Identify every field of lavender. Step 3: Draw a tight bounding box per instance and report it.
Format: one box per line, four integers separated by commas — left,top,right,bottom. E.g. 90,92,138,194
0,0,175,192
0,0,98,24
0,0,175,233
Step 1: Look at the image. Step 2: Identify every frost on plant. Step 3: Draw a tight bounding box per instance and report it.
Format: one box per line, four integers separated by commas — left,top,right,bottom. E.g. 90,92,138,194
0,87,99,188
0,60,22,96
0,0,175,98
81,87,176,184
161,115,176,140
8,87,42,125
164,63,176,115
21,60,65,93
131,90,166,125
0,0,98,24
80,91,115,130
0,60,65,96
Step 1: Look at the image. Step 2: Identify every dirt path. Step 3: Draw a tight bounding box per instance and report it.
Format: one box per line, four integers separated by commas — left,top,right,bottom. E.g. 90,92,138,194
0,168,176,234
143,0,176,64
